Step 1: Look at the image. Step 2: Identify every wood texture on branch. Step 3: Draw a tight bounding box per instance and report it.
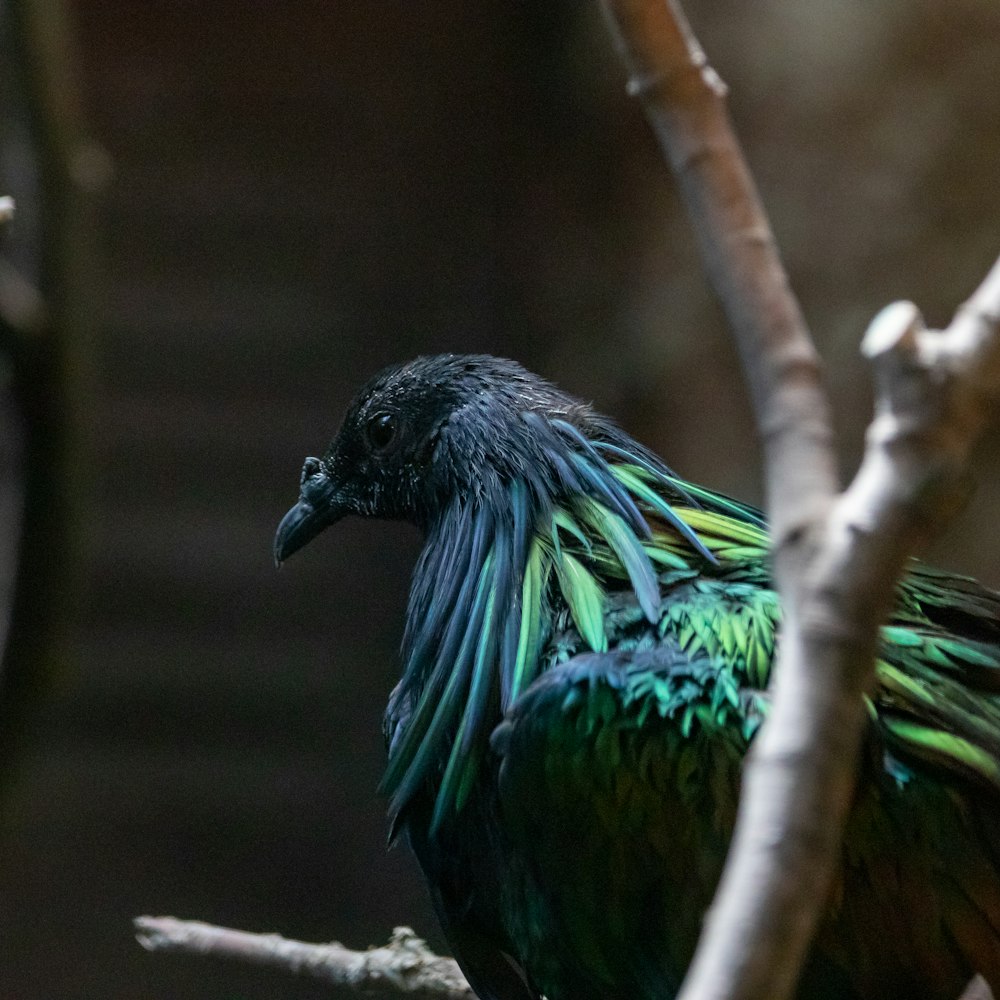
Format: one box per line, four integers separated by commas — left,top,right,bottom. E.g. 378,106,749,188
134,917,474,1000
600,0,837,539
599,2,1000,1000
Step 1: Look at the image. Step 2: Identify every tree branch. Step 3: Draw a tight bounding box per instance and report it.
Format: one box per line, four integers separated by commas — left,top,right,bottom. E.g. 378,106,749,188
134,918,474,1000
600,0,837,545
600,2,1000,1000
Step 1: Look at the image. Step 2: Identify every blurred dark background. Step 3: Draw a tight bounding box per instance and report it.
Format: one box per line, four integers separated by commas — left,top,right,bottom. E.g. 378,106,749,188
1,2,998,997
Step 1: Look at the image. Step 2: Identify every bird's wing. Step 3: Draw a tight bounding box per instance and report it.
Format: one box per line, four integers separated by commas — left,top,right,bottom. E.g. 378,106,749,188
490,644,762,1000
876,561,1000,797
492,636,1000,998
871,567,1000,990
627,488,1000,803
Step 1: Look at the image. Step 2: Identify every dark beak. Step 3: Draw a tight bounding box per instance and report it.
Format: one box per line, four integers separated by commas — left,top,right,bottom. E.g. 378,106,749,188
273,457,347,565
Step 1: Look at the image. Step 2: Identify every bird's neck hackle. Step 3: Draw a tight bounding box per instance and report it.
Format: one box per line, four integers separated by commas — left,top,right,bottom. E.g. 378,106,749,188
381,415,762,837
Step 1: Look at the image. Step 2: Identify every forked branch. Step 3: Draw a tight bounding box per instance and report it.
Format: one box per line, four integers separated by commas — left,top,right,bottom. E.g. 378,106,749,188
600,2,1000,1000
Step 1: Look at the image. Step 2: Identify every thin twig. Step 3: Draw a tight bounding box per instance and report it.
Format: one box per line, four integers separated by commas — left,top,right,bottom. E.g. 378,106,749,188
600,2,1000,1000
135,918,474,1000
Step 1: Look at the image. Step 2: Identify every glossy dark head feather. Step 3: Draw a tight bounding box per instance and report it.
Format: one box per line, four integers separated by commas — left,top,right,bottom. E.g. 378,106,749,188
274,354,636,561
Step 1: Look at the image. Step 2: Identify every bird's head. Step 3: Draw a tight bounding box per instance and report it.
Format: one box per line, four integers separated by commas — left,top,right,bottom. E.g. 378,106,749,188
274,354,598,563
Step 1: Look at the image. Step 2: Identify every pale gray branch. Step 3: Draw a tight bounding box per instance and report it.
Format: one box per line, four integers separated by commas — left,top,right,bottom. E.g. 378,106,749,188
696,260,1000,1000
600,2,1000,1000
134,917,473,1000
962,976,997,1000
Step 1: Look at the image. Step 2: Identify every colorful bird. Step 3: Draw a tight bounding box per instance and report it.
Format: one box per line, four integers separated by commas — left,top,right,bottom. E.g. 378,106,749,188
275,354,1000,1000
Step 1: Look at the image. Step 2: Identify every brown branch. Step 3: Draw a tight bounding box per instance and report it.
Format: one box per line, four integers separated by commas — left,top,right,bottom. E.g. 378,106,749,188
600,2,1000,1000
135,918,474,1000
599,0,837,543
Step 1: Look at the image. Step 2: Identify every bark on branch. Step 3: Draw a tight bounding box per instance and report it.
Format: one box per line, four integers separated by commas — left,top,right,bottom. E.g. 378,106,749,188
600,0,838,545
134,917,473,1000
600,2,1000,1000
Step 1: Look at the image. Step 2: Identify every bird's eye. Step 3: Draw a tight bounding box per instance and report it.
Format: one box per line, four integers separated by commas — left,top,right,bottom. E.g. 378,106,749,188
366,411,398,452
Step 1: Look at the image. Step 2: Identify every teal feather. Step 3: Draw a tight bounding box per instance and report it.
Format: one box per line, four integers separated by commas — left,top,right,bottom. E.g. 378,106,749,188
433,566,500,833
507,536,548,707
499,479,534,709
384,543,496,820
552,508,593,553
577,496,660,623
881,719,1000,789
380,502,493,798
611,465,718,565
554,426,652,538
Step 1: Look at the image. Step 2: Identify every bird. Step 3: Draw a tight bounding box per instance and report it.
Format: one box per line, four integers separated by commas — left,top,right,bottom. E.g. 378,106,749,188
274,353,1000,1000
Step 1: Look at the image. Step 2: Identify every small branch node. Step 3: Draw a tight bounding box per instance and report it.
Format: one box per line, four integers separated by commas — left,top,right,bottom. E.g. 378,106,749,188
861,301,924,360
626,55,725,102
626,69,668,99
702,64,728,98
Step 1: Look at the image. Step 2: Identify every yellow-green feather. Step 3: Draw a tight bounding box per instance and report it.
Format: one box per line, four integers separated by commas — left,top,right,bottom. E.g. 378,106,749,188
553,550,608,653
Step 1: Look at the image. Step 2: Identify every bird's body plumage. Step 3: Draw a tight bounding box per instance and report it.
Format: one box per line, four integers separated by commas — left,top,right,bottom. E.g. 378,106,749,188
275,354,1000,1000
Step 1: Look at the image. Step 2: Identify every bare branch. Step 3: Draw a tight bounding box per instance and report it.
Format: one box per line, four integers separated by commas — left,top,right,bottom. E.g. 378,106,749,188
691,261,1000,1000
600,3,1000,1000
134,918,474,1000
599,0,837,543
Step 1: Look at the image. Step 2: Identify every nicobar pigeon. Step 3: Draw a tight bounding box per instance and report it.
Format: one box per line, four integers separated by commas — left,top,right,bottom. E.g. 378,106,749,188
274,354,1000,1000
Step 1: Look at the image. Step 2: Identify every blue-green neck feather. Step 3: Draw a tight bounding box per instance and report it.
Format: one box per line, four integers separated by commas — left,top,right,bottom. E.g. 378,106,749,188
381,415,735,837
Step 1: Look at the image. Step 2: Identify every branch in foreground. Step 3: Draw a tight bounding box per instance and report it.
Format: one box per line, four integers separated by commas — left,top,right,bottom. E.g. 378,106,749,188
134,917,473,1000
600,0,837,537
601,3,1000,1000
